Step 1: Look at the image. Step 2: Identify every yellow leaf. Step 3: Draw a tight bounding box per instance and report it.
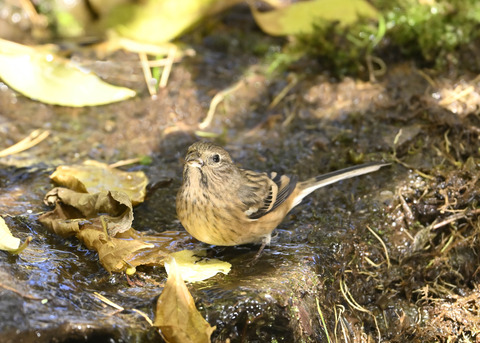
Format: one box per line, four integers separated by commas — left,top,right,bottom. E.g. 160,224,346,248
166,249,231,282
251,0,379,36
0,38,136,107
154,259,215,343
104,0,241,44
50,160,148,206
0,217,20,251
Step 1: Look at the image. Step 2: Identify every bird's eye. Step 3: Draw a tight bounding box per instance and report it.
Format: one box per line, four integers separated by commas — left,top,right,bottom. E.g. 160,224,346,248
212,154,220,163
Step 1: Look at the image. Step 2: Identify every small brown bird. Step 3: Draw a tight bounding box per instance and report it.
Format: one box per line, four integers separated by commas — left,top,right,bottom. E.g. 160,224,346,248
176,141,389,252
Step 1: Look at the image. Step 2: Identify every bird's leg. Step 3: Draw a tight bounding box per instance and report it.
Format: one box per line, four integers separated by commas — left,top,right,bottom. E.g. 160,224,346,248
246,237,269,267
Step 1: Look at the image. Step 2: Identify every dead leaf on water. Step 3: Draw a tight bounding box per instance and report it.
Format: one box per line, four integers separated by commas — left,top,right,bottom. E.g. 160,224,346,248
154,259,215,343
40,187,133,237
38,188,192,273
78,227,167,273
50,160,148,206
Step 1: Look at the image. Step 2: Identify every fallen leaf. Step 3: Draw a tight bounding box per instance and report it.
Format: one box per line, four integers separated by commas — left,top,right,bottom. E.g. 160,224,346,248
125,230,193,267
166,249,231,282
103,0,241,44
154,259,215,343
0,217,20,251
50,160,148,206
0,38,136,107
39,188,193,272
0,217,32,254
40,187,133,236
251,0,379,36
78,227,162,273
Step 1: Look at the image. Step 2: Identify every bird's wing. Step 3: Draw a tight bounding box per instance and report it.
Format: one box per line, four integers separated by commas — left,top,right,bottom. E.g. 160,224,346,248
239,169,297,220
268,172,297,213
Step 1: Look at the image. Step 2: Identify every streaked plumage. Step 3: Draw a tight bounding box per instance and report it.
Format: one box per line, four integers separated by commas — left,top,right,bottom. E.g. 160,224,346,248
176,141,389,247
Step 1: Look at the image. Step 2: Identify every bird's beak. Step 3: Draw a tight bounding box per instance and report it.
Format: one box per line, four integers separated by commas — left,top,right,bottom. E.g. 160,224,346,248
185,153,204,168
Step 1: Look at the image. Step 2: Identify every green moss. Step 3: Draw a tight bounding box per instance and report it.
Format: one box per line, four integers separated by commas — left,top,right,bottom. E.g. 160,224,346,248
384,0,480,67
286,0,480,76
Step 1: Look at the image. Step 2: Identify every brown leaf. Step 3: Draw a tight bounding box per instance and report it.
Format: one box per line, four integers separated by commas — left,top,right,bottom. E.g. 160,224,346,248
154,259,215,343
77,227,164,273
40,187,133,236
39,188,193,272
124,230,193,267
50,160,148,206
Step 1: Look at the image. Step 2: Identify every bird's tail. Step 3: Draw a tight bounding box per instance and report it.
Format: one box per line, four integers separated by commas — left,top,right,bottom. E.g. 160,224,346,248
292,162,390,208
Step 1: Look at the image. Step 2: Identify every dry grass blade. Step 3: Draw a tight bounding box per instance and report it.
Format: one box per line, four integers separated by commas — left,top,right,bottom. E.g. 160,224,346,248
334,304,348,343
19,0,48,28
159,46,176,88
139,52,156,96
267,75,297,109
0,129,50,157
199,80,244,129
108,157,143,169
340,278,381,342
316,298,332,343
93,292,124,311
432,209,480,230
439,85,474,106
132,308,154,326
0,280,42,300
366,225,391,269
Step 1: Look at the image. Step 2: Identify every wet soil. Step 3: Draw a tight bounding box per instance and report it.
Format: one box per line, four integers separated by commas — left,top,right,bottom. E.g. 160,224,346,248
1,5,480,343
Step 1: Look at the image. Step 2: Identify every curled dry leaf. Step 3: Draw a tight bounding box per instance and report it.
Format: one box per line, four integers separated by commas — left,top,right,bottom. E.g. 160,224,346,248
40,187,133,237
77,228,167,273
38,188,192,273
50,160,148,206
154,259,215,343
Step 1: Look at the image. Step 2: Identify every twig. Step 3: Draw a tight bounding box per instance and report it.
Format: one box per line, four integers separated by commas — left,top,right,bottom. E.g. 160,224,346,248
109,157,143,169
132,308,154,326
93,292,124,310
93,292,153,326
0,129,50,157
416,69,437,88
398,192,415,226
267,75,297,109
432,209,480,230
19,0,48,28
139,52,156,96
159,46,176,89
0,281,42,300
